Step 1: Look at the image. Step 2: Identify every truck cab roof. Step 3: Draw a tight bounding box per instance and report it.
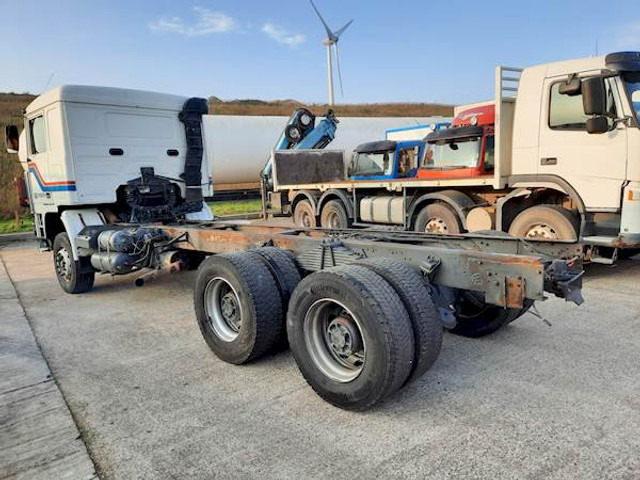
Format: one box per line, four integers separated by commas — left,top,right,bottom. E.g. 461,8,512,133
354,140,397,153
26,85,189,115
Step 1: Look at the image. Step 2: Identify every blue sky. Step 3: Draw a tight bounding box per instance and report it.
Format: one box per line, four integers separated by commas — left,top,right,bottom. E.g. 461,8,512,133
1,0,639,104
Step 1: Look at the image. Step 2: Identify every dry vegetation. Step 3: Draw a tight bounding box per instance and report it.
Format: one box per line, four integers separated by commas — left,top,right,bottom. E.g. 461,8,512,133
208,97,453,117
0,93,35,218
0,92,453,219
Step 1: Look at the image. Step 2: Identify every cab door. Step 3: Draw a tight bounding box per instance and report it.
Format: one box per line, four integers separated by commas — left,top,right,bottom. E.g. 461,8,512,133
538,75,627,210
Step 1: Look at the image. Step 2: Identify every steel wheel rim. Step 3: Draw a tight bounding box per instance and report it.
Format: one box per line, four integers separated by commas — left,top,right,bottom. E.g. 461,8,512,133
55,247,72,282
525,223,558,240
424,217,449,234
302,211,313,227
204,277,243,342
303,298,366,383
297,210,313,228
325,211,341,229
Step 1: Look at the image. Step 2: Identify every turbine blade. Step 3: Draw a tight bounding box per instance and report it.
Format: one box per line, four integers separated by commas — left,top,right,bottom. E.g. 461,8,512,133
334,19,353,38
334,43,344,97
309,0,334,39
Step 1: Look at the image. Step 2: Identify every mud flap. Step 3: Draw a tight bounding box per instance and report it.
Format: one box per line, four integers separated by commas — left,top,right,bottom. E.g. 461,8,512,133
60,209,106,260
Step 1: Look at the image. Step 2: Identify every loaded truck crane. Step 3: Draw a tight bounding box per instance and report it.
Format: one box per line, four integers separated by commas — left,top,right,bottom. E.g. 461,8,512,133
4,85,583,410
261,107,338,187
265,52,640,262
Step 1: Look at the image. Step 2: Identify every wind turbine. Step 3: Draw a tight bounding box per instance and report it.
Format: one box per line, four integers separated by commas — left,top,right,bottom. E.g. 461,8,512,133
309,0,353,106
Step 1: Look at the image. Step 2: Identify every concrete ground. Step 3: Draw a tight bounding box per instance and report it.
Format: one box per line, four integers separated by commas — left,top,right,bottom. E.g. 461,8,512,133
0,249,97,479
1,241,639,480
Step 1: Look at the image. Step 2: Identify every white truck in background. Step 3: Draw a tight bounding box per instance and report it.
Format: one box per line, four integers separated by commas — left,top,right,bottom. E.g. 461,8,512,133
267,52,640,262
5,86,214,252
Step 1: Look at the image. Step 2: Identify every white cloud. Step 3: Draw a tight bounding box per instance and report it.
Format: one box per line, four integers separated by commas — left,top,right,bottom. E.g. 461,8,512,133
262,23,306,47
149,7,237,36
618,21,640,48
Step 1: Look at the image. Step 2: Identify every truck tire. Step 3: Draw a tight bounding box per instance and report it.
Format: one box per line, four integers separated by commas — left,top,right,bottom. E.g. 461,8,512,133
414,202,462,234
251,247,302,350
449,290,533,338
356,258,443,384
293,200,316,228
320,200,350,229
508,205,578,241
53,233,95,294
287,265,415,410
194,252,283,364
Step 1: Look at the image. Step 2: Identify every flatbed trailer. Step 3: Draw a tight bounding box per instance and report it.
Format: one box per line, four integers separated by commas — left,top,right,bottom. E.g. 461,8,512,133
70,219,583,410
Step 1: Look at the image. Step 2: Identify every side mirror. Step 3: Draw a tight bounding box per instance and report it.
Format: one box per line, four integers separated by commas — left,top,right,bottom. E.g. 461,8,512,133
5,125,19,153
586,116,608,134
582,77,606,115
559,77,581,96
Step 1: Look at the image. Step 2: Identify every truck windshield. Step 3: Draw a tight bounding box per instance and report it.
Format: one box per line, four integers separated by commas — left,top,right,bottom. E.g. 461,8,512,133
351,150,394,177
424,137,481,169
622,72,640,124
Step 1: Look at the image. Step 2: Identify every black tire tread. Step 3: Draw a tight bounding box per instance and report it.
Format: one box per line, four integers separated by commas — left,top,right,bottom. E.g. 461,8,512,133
320,200,350,229
53,233,95,294
357,258,443,384
288,265,414,410
509,204,579,240
251,247,302,350
194,252,283,364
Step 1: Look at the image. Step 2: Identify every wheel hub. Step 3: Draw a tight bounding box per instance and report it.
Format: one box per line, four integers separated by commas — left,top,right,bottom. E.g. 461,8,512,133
525,223,557,239
304,299,366,383
204,278,243,342
221,292,240,331
55,248,72,282
327,317,361,358
326,212,340,229
425,217,448,234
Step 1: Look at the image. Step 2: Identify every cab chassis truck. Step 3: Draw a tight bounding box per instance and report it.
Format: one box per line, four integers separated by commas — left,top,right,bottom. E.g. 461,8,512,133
5,86,583,410
265,52,640,263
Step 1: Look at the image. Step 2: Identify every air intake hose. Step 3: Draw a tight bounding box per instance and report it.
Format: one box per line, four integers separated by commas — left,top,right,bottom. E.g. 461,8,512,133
179,97,209,204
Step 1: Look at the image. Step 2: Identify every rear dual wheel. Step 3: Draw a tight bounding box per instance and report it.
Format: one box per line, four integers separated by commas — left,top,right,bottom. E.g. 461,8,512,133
194,248,301,364
287,265,416,410
195,251,444,410
288,260,443,410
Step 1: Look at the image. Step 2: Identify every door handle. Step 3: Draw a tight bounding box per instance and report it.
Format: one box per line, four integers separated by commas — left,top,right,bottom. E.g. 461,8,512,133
540,157,557,166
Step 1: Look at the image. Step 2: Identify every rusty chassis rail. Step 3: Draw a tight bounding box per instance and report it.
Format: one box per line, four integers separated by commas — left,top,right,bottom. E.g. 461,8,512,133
156,221,584,309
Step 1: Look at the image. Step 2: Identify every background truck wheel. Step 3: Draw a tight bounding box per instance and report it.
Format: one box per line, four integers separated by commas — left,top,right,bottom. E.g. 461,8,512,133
287,265,415,410
357,258,443,384
414,202,462,234
194,252,283,364
53,232,95,294
251,247,302,350
293,200,316,228
450,291,533,338
320,200,350,229
508,205,579,241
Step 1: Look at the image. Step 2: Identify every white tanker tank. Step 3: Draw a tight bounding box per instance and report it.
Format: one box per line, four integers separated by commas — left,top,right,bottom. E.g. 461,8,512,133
202,115,449,191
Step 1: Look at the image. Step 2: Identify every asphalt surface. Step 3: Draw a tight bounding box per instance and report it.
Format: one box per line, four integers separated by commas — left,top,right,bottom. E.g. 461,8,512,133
1,242,639,479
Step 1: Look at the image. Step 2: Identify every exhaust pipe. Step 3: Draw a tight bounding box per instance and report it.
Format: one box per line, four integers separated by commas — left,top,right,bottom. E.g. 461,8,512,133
134,252,186,287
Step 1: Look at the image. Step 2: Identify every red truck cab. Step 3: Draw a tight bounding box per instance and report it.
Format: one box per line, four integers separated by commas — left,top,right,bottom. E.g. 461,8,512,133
417,104,495,180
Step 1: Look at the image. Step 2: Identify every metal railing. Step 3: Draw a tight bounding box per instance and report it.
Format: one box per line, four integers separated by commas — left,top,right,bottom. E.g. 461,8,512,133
497,66,523,100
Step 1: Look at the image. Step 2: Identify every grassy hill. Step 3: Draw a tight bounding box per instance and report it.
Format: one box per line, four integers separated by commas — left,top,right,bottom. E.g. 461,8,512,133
0,92,453,219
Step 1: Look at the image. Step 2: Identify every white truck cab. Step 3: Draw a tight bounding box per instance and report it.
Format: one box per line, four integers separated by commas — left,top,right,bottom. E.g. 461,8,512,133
505,52,640,249
5,85,213,254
